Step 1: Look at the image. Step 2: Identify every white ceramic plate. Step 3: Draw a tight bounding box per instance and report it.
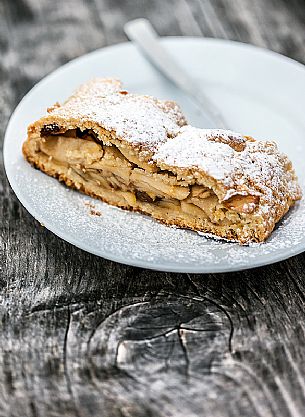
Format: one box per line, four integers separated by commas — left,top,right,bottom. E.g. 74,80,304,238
4,38,305,273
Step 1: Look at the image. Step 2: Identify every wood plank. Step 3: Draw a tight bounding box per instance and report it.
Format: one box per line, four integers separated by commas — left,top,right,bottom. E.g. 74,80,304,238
0,0,305,416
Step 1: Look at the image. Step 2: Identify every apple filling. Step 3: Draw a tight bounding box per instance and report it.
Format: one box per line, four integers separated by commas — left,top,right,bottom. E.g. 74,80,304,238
34,128,262,239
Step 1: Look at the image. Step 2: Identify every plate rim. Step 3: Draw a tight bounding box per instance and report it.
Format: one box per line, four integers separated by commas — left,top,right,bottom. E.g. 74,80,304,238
4,37,305,273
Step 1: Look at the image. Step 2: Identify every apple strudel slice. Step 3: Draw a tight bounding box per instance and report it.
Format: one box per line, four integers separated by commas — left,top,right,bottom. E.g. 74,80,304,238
22,78,302,244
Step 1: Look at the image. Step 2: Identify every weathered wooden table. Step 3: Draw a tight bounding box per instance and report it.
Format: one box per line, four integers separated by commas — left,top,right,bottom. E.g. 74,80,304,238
1,0,305,416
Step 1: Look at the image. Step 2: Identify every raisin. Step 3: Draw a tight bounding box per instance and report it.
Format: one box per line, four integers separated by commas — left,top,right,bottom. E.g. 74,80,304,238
40,124,64,136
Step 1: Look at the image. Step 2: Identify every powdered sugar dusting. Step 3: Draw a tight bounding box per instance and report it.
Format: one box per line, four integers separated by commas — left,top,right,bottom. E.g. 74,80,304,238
155,127,248,181
47,78,185,151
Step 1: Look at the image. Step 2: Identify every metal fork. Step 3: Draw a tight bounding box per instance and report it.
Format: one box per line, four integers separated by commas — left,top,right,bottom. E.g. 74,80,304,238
124,18,228,129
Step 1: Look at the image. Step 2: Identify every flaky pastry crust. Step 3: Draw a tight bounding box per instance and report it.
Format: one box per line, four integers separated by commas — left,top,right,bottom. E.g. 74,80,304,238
22,78,302,244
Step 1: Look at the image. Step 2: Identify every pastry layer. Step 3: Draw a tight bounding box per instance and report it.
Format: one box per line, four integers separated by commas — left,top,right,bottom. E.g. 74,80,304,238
22,79,302,244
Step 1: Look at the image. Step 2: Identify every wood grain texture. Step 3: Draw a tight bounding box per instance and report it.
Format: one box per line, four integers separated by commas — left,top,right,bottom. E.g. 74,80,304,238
0,0,305,416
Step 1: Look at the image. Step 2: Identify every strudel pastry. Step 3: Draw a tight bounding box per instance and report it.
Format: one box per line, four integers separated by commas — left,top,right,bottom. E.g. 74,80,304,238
22,78,302,244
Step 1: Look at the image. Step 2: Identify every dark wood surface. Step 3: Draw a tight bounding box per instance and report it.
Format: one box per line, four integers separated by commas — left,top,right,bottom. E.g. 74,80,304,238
1,0,305,416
